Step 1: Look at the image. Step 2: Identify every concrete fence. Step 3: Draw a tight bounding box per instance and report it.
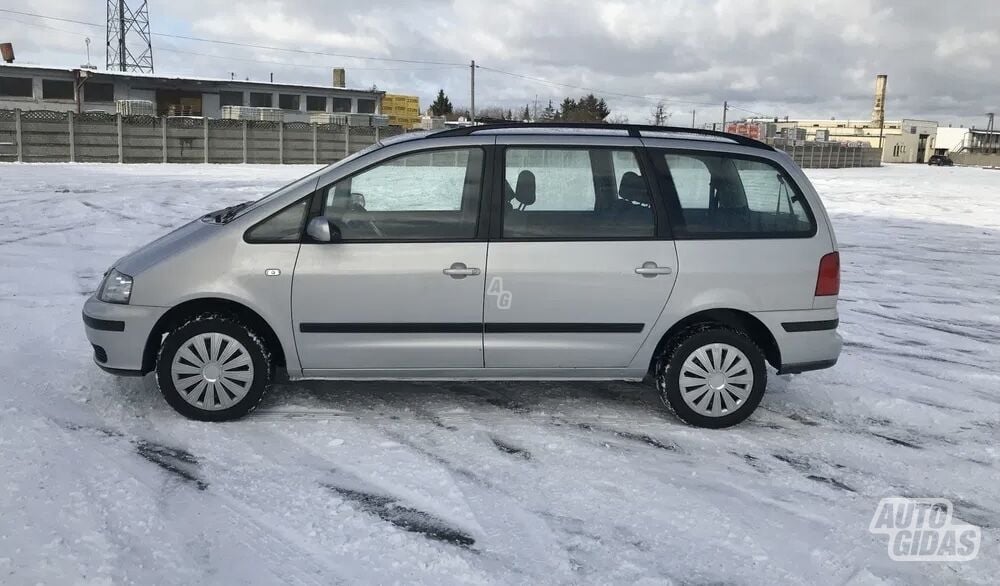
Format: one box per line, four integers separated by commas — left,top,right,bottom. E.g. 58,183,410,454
0,109,403,164
951,151,1000,168
770,140,883,168
0,109,885,169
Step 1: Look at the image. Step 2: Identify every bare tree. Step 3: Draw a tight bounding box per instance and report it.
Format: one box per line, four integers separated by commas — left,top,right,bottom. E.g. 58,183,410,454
648,101,671,126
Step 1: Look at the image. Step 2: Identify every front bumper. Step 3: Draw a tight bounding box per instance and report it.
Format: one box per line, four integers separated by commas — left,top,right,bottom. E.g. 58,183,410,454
752,308,842,375
82,296,167,375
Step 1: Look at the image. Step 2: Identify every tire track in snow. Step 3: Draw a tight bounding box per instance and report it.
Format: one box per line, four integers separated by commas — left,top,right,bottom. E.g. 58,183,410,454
43,414,350,586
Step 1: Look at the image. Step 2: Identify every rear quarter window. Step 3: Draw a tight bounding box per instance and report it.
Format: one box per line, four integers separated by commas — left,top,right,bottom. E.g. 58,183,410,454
659,151,816,239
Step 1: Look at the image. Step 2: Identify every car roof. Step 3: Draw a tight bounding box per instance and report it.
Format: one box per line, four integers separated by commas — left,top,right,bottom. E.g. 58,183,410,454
424,122,775,151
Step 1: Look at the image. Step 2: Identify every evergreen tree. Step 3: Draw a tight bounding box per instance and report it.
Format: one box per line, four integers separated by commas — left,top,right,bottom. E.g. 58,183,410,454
539,100,557,121
522,104,531,121
557,94,610,122
430,89,453,116
557,97,576,120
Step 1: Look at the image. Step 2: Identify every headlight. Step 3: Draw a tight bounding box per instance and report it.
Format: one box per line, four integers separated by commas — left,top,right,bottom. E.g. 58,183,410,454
98,269,133,304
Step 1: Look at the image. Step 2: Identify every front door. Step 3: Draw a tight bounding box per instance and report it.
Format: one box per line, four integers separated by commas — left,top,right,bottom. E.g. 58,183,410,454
484,144,678,368
293,146,488,371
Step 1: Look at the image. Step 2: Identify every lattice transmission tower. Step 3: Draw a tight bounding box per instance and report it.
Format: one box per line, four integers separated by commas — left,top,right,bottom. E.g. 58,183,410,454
106,0,154,73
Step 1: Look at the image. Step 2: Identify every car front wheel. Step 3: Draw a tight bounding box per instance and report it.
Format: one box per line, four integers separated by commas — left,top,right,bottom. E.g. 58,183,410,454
155,313,272,421
656,326,767,428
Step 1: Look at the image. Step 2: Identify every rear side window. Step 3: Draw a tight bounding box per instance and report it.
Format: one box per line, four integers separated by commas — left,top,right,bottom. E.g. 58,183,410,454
660,152,815,238
502,148,655,239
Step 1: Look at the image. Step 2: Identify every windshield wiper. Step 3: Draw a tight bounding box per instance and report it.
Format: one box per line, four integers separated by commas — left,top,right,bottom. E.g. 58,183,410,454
207,201,253,223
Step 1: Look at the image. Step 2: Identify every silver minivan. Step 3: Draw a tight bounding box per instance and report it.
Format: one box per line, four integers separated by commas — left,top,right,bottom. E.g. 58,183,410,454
82,123,841,428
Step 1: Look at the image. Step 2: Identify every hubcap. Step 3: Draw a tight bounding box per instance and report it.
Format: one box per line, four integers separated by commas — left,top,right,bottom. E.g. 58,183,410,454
677,343,754,417
170,332,254,411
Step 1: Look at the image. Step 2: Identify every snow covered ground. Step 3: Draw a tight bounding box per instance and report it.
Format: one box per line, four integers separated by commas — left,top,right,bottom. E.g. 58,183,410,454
0,162,997,585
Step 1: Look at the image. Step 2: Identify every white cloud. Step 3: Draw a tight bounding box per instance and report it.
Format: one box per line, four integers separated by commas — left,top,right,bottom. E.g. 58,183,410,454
1,0,998,125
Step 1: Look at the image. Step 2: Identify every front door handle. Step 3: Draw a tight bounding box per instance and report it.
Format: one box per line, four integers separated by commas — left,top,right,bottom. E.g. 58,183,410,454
635,261,673,277
443,262,481,279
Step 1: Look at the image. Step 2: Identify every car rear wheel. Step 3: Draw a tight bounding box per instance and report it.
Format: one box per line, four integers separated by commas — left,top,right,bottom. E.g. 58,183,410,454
655,326,767,428
155,313,272,421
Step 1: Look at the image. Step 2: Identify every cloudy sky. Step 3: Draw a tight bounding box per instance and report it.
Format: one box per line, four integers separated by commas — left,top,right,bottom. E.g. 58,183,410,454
1,0,997,126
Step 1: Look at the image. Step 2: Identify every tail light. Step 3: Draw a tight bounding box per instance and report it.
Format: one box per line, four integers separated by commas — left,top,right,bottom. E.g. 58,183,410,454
815,252,840,296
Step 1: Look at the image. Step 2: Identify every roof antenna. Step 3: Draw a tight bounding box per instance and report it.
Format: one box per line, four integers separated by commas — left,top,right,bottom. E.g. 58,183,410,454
82,37,96,69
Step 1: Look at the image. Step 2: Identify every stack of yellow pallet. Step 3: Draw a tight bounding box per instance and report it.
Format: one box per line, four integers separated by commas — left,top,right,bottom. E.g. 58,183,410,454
382,94,421,129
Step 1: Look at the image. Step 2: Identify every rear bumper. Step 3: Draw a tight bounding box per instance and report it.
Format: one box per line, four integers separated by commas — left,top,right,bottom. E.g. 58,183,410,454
752,308,842,375
82,296,166,375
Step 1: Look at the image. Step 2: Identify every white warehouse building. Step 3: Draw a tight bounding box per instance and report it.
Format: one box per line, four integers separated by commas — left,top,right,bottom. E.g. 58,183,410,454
0,64,382,121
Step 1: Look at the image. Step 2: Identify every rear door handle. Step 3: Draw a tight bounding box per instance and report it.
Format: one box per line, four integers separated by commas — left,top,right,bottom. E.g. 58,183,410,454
443,262,481,279
635,261,673,277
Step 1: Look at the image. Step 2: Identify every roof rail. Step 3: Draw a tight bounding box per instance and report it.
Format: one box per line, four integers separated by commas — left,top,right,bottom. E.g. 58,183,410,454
432,122,774,151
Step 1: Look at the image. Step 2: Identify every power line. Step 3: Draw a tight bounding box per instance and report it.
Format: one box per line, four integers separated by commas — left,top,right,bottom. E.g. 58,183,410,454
155,46,467,72
3,14,466,73
7,15,467,73
1,6,762,116
727,103,768,118
0,8,467,67
477,65,721,108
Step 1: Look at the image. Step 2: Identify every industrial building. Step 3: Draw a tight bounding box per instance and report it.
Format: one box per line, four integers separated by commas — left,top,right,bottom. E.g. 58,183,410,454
934,126,1000,153
744,117,938,164
0,63,383,121
736,75,940,163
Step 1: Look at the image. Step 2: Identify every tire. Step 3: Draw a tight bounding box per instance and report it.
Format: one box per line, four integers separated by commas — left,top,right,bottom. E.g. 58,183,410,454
655,326,767,429
155,313,272,421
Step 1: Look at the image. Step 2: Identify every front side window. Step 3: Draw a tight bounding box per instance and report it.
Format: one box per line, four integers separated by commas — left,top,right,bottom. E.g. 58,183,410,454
661,152,815,238
319,148,484,240
502,148,655,239
356,99,376,114
278,94,300,110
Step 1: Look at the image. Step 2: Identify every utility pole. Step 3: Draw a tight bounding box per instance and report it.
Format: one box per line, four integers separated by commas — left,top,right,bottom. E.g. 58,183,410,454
470,60,476,125
691,109,696,128
987,112,995,153
721,100,728,131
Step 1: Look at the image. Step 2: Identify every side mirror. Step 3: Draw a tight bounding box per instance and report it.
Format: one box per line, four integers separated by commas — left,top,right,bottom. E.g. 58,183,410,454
305,216,341,242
